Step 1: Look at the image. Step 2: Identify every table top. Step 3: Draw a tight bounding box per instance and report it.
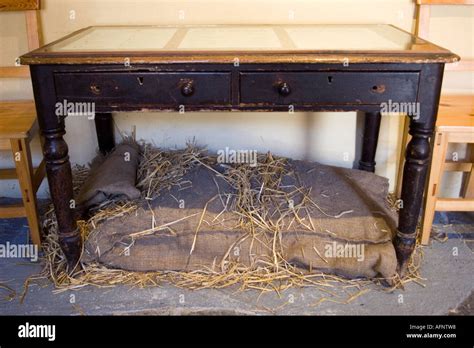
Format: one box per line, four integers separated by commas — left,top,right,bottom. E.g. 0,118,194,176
20,24,459,65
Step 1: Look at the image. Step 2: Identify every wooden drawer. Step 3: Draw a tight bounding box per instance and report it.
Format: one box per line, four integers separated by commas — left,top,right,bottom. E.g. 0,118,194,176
240,71,420,105
54,72,232,106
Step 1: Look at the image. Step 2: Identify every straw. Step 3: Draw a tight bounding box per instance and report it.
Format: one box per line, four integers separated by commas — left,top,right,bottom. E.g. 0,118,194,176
25,144,427,309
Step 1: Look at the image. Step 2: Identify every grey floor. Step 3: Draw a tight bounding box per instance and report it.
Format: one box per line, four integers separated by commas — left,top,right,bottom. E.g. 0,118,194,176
0,197,473,315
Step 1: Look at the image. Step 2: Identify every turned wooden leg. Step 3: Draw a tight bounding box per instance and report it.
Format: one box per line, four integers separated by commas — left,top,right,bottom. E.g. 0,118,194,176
42,126,81,270
359,111,382,172
31,65,80,271
395,121,434,275
95,112,115,155
394,64,444,275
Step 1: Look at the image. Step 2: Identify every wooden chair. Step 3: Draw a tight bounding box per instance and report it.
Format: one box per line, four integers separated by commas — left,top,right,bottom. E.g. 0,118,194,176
0,0,45,246
395,0,474,244
420,96,474,244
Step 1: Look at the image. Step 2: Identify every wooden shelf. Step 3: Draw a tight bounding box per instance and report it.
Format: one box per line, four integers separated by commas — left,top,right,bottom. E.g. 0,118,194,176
0,0,39,11
0,66,30,78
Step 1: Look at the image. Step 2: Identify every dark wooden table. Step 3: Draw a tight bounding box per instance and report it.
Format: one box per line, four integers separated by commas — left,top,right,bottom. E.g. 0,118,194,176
20,24,459,275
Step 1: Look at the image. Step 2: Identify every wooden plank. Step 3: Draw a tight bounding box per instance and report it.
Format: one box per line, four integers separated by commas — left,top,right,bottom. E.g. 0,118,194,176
26,120,39,144
435,198,474,211
0,66,30,78
25,9,41,50
464,172,474,198
436,96,474,133
0,164,45,185
0,167,17,179
0,138,11,150
0,204,26,218
462,144,474,198
437,95,474,132
444,161,472,172
439,94,474,110
446,131,474,143
33,159,45,193
20,50,461,65
0,0,39,11
421,131,448,244
416,5,431,39
0,101,37,139
10,138,41,245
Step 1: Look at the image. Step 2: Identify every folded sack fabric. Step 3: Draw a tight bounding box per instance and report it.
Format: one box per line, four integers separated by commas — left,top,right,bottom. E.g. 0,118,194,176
77,142,141,210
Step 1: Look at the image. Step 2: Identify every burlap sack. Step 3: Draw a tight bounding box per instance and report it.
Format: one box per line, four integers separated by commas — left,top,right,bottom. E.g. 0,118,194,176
83,159,398,279
77,143,141,209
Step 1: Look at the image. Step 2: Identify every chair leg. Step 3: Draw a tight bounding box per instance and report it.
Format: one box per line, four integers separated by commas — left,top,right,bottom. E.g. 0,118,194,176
10,138,41,246
462,143,474,199
421,131,447,245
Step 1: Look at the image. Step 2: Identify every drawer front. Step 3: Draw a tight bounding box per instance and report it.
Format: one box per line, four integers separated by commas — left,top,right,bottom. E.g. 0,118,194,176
240,72,419,105
54,72,231,106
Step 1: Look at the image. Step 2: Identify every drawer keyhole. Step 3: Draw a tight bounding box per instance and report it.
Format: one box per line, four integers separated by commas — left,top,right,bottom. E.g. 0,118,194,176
371,85,386,93
90,84,101,95
137,76,144,85
327,76,333,84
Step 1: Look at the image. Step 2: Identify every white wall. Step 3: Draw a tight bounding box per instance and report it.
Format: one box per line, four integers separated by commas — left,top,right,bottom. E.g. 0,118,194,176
1,0,472,199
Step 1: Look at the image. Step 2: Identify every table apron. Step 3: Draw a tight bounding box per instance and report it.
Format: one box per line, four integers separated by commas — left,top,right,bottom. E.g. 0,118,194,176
50,67,421,113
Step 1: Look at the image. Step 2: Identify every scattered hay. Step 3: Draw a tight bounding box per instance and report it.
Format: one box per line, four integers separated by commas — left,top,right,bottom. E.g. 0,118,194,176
386,192,400,212
0,283,16,302
25,145,427,309
136,142,206,200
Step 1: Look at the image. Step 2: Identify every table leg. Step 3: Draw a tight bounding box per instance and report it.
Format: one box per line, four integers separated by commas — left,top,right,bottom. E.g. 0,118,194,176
94,112,115,155
359,111,382,172
31,66,81,271
395,121,433,275
43,123,81,270
395,64,443,276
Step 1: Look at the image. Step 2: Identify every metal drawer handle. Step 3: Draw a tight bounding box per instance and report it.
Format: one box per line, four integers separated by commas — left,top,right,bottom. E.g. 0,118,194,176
181,80,195,96
277,82,291,96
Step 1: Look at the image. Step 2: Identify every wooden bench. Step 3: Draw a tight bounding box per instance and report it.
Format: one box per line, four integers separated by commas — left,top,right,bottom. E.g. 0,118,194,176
0,0,44,245
0,102,45,245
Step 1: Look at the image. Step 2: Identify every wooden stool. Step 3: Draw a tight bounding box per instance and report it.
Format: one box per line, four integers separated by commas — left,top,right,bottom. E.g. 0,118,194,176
420,95,474,245
0,1,44,245
0,101,45,246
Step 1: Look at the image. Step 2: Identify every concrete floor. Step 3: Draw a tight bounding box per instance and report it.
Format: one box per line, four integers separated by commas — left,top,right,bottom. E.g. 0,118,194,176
0,198,473,315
